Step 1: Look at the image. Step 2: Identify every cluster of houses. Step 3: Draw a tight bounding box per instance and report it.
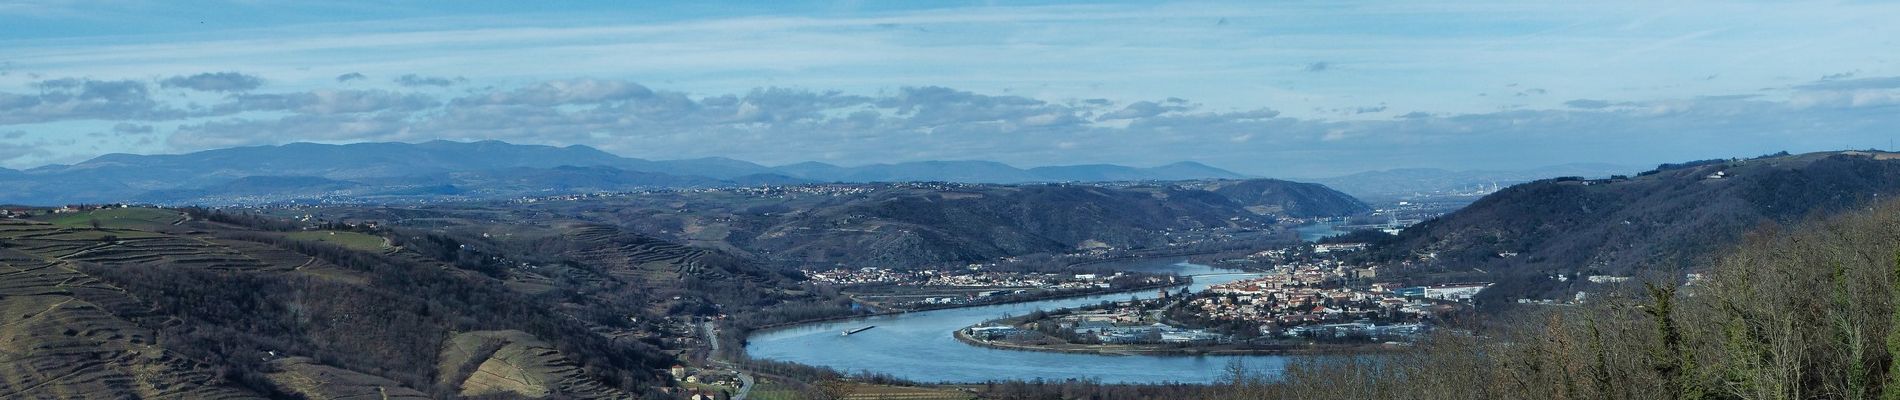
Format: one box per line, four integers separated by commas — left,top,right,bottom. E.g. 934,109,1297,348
1184,262,1488,338
1312,242,1370,253
1063,320,1225,344
805,267,1134,290
1283,322,1426,339
968,319,1227,345
666,365,741,400
511,182,899,206
2,204,133,218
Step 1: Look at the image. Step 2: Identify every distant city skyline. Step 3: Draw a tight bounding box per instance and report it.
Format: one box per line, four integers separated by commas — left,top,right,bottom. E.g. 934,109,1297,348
2,1,1897,177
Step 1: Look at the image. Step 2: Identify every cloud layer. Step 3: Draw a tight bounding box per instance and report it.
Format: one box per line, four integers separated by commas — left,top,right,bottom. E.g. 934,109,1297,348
159,72,263,92
1,71,1894,176
1,1,1897,175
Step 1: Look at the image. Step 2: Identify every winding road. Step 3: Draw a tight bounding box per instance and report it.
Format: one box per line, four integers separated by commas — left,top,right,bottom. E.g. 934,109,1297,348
700,321,754,400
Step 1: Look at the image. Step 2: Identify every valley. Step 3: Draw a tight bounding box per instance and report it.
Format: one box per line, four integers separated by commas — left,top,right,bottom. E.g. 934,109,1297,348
9,3,1897,398
5,148,1900,399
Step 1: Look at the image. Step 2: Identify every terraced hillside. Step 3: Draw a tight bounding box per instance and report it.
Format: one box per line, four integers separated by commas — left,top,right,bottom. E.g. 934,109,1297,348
0,212,679,398
437,330,633,399
0,223,262,399
553,224,806,317
261,357,432,400
564,225,775,286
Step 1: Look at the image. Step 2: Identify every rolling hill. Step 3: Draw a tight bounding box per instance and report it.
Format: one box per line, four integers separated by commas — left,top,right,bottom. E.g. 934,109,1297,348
491,179,1369,267
1357,150,1900,300
0,206,805,398
776,160,1248,183
1201,179,1374,217
1311,163,1640,200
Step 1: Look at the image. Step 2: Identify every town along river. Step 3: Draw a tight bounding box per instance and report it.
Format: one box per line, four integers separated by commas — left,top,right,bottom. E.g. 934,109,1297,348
744,261,1287,384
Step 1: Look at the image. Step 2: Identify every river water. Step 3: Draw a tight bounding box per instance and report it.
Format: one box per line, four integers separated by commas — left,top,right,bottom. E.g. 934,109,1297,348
744,261,1289,384
1294,221,1345,242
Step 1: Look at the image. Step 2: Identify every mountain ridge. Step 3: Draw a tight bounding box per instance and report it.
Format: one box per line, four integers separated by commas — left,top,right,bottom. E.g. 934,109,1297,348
1354,150,1900,301
1311,163,1641,199
1,140,1256,205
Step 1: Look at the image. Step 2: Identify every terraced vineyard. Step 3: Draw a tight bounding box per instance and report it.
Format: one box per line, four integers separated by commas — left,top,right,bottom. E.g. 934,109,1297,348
0,223,262,398
566,225,723,281
261,357,432,400
437,330,634,399
0,211,675,399
558,224,799,311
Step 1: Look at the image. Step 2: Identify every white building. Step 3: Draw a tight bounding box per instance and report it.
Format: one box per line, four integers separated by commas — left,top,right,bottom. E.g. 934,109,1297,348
1423,283,1490,301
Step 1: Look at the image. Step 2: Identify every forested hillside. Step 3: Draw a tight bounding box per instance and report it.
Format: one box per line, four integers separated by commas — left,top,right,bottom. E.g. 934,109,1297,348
975,197,1900,399
1355,151,1900,300
1253,197,1900,399
487,179,1368,268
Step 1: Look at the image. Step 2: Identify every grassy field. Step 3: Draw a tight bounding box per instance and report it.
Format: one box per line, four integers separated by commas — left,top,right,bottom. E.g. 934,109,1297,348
32,207,183,229
285,230,389,251
841,384,974,400
30,228,167,241
748,383,803,400
748,381,974,400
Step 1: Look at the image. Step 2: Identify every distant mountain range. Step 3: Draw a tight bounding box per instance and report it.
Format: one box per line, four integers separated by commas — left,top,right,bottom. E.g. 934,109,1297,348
776,160,1246,183
0,140,1250,205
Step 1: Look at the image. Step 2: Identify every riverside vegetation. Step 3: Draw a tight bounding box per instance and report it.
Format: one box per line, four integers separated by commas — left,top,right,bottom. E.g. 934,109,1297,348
975,199,1900,399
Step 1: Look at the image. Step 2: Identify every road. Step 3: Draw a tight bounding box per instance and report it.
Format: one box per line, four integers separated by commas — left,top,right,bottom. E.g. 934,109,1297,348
701,321,754,400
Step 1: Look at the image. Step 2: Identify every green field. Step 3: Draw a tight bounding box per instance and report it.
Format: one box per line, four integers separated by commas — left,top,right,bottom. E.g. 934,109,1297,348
747,381,804,400
841,384,974,400
285,231,389,251
32,207,183,229
747,381,973,400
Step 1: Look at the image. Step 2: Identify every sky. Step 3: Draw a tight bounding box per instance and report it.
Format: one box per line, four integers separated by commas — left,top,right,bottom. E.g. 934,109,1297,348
1,1,1897,178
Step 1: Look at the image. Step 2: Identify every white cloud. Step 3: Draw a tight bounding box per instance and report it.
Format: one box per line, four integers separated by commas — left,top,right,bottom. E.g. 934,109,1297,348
4,1,1900,172
159,72,263,92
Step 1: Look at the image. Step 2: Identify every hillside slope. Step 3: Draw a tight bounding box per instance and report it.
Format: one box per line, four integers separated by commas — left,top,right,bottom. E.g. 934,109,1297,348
1362,151,1900,299
505,179,1366,267
0,210,694,398
1202,179,1373,217
0,246,263,399
751,185,1260,265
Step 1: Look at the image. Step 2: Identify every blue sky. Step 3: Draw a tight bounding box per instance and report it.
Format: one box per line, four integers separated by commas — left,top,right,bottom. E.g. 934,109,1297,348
1,1,1897,177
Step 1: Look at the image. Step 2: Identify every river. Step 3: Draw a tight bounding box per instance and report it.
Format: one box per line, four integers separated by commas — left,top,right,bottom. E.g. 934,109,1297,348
744,261,1289,384
1294,221,1346,242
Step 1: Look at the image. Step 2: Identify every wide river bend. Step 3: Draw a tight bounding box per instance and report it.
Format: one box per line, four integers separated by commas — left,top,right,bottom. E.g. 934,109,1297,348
744,261,1289,384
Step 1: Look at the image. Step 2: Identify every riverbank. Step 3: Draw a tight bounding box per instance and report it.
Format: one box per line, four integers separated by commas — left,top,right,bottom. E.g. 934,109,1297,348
951,327,1401,356
743,261,1288,384
746,274,1196,332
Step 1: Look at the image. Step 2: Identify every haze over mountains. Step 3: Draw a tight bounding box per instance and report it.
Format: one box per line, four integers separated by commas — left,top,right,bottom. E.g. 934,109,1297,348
1309,163,1641,200
0,141,1254,205
1,140,1663,207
